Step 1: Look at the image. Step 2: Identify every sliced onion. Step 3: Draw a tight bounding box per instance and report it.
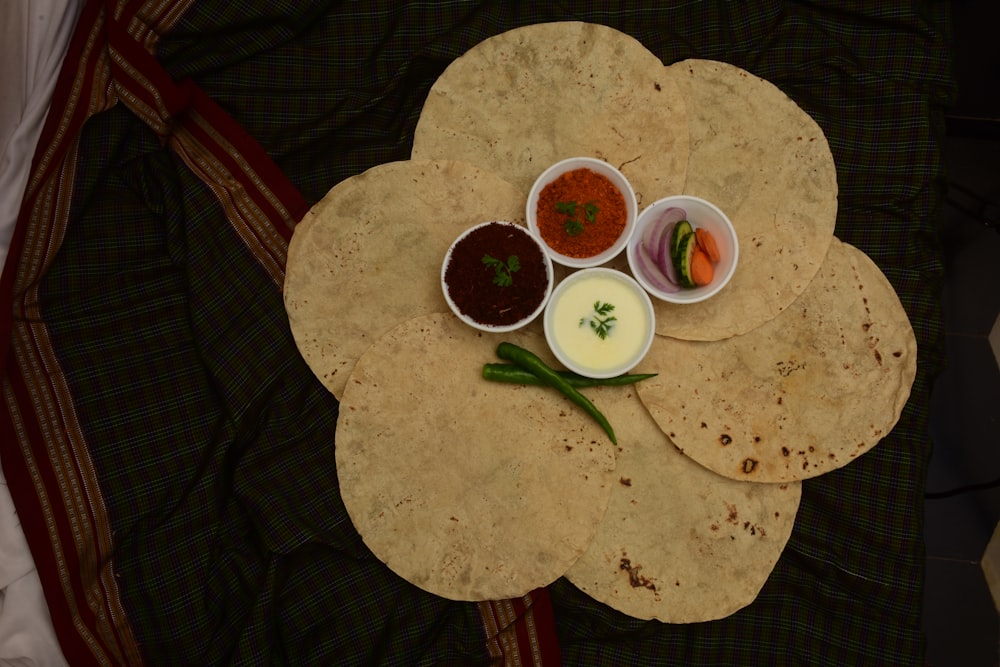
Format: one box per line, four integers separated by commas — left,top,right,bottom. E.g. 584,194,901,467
640,208,685,285
635,242,680,293
642,208,685,286
655,223,681,286
640,207,685,255
658,206,687,226
654,222,676,280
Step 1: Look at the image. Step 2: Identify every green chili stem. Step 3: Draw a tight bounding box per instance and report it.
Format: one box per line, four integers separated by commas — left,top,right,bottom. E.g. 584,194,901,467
482,363,656,388
494,342,618,445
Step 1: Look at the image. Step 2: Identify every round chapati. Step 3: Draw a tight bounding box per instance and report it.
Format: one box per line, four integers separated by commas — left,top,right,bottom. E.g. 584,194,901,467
411,22,689,205
647,59,838,340
284,159,524,399
336,313,617,601
636,239,917,483
565,389,800,622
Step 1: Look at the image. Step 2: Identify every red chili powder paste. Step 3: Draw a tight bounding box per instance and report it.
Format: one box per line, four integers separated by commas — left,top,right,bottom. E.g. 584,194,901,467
536,167,626,258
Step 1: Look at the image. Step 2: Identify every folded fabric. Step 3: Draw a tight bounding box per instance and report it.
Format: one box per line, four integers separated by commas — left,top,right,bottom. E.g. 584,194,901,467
0,3,81,665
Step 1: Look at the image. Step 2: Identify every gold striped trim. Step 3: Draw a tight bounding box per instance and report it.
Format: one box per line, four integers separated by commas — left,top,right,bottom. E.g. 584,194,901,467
520,593,544,665
479,596,553,667
169,121,288,286
10,135,144,666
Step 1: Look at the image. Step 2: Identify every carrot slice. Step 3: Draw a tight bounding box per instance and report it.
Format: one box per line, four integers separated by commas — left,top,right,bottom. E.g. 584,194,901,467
695,228,721,263
690,248,714,286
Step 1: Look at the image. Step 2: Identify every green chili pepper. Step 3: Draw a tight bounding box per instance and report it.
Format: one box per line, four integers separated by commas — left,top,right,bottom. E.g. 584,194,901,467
482,363,656,388
494,342,618,445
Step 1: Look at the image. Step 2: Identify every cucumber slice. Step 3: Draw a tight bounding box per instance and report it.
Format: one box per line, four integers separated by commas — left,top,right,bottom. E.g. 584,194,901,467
670,220,693,263
674,230,699,288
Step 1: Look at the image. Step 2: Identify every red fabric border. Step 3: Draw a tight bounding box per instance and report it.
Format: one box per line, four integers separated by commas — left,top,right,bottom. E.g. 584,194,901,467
0,0,309,368
527,588,562,666
0,373,104,665
480,588,563,666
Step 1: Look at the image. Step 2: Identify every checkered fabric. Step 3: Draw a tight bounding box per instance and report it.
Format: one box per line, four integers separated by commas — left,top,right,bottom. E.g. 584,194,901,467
1,1,954,665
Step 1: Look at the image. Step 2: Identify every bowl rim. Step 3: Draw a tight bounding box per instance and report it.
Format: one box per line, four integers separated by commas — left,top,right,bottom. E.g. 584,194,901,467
441,220,554,333
526,156,638,269
626,194,740,304
543,266,655,379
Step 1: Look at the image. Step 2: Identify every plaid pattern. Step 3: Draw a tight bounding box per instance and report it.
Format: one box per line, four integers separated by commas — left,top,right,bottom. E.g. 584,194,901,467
3,1,954,665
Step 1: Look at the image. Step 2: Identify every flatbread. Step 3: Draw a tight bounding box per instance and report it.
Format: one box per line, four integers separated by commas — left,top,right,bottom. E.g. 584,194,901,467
565,389,800,622
412,43,838,341
284,159,525,399
411,22,688,205
336,313,617,601
647,60,838,340
636,239,917,483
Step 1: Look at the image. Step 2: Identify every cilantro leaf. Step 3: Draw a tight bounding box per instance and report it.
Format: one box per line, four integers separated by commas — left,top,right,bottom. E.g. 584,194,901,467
482,253,520,287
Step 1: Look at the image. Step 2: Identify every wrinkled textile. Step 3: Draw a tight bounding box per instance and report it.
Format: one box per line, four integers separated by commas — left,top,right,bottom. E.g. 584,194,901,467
2,1,954,665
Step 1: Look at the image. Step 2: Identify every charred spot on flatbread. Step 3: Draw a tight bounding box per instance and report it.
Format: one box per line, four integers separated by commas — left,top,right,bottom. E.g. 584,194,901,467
619,556,658,594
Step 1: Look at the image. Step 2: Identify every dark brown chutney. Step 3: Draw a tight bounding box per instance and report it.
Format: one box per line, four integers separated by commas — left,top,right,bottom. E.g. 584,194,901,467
444,222,548,327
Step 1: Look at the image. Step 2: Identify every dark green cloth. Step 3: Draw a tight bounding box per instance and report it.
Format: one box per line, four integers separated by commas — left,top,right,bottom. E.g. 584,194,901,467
38,2,954,665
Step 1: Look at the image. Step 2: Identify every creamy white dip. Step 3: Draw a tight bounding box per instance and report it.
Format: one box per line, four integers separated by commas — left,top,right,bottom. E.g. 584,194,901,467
548,272,650,375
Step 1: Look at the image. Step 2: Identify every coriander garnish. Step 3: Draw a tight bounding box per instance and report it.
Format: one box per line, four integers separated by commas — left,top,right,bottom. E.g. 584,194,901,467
556,200,600,236
579,301,617,339
481,253,520,287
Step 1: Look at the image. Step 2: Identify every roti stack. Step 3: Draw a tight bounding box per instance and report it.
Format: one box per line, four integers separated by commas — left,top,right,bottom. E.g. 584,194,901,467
636,239,917,483
284,21,903,618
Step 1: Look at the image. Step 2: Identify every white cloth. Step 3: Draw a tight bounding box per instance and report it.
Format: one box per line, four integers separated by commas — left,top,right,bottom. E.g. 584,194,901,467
0,0,82,275
1,2,82,664
0,481,67,667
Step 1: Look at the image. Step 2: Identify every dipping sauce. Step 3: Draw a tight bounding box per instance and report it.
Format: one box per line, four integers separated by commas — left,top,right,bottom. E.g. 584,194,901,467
544,268,655,378
442,221,553,331
536,168,627,259
526,157,638,269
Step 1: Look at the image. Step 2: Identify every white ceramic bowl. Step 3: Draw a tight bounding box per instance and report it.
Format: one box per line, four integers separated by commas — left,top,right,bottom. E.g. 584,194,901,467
626,195,739,304
441,220,554,332
526,157,638,268
543,267,655,379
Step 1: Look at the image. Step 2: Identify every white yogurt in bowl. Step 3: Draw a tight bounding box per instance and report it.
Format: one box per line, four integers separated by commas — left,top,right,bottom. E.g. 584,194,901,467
543,268,655,379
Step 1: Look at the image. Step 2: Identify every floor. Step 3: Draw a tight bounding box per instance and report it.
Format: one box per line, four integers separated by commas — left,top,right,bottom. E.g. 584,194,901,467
923,130,1000,667
922,4,1000,662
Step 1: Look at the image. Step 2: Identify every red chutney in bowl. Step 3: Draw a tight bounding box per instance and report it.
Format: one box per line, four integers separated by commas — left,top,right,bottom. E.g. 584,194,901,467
526,157,638,269
536,167,627,258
